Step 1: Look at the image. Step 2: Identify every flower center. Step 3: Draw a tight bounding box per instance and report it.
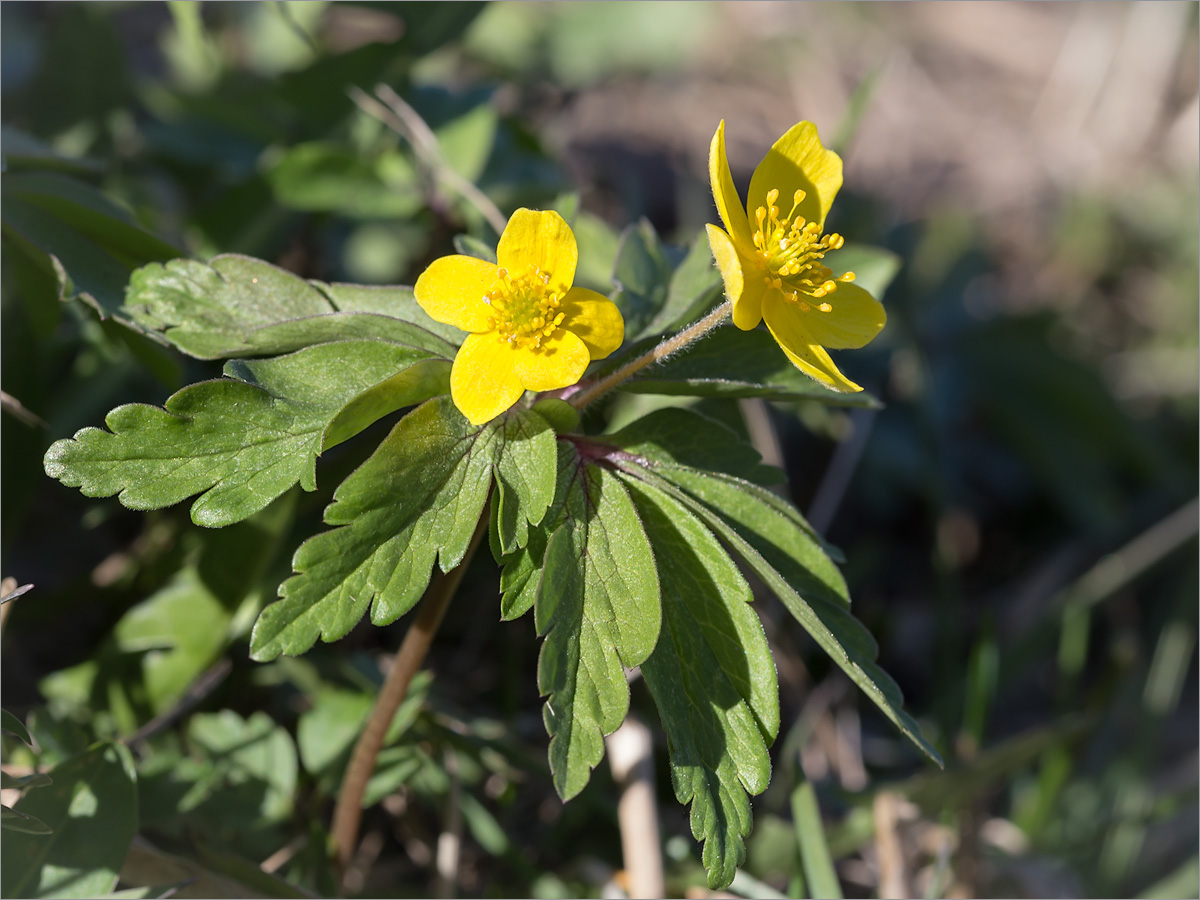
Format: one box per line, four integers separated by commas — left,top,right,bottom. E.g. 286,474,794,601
484,265,567,350
752,188,856,313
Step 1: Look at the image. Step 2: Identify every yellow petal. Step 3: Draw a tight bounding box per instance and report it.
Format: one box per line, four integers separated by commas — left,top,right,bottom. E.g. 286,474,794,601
708,120,754,251
511,328,590,392
560,287,624,360
747,121,843,231
762,292,863,392
414,255,498,333
451,333,526,425
707,223,765,330
791,282,886,350
496,208,576,295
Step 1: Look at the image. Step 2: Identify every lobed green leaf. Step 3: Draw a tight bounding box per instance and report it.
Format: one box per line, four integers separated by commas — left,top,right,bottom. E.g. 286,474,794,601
44,341,449,527
623,465,941,765
250,399,556,660
533,443,661,800
124,254,458,359
624,478,778,889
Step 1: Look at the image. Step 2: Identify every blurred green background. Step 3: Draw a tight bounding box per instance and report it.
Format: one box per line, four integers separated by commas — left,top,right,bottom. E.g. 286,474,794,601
2,2,1196,898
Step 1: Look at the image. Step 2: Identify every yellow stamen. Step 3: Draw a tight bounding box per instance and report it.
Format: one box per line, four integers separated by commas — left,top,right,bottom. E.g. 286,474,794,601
484,265,567,350
751,188,855,310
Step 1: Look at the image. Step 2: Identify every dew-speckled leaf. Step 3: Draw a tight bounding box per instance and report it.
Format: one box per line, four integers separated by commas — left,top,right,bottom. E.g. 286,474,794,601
250,399,551,660
44,341,448,528
534,445,661,800
1,743,137,899
619,466,941,766
624,478,778,890
124,255,457,359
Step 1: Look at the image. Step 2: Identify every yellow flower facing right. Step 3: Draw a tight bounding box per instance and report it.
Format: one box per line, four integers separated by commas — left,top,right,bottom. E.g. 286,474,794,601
706,120,886,392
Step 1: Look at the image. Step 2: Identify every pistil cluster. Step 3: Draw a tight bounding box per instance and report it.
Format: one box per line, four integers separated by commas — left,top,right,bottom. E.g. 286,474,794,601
483,265,567,350
752,188,856,312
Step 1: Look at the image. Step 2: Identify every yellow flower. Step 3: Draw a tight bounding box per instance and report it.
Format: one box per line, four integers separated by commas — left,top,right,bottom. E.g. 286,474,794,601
415,208,624,425
706,120,886,392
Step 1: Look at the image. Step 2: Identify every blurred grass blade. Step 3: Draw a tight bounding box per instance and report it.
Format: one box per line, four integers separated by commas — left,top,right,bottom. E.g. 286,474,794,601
1136,855,1199,899
728,869,790,900
791,778,842,900
1143,618,1195,716
830,64,882,156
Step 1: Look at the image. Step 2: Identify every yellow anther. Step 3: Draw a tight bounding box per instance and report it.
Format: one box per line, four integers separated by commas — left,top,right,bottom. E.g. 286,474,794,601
748,183,859,310
818,302,832,313
485,264,570,350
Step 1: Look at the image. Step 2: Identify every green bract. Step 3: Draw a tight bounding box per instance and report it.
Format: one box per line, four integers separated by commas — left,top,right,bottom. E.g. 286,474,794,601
44,218,936,891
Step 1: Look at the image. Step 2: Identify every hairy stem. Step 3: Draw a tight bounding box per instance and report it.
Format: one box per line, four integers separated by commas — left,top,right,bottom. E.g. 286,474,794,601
568,300,731,412
331,516,488,878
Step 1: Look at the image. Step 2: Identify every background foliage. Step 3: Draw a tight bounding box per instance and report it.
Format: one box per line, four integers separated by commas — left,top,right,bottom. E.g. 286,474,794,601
2,3,1197,898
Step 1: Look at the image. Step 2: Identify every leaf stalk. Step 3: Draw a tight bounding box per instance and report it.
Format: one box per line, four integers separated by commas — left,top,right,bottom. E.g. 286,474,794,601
330,515,488,882
569,300,731,412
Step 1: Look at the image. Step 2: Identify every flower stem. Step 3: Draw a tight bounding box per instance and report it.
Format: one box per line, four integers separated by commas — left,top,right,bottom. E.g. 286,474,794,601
569,300,732,412
330,515,488,880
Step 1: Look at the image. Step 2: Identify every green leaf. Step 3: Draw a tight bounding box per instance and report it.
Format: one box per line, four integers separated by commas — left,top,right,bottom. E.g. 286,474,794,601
187,711,297,825
314,281,467,346
791,778,843,899
639,230,722,338
0,126,104,176
251,400,554,660
3,708,33,745
621,324,883,405
623,478,776,889
1,743,138,899
607,407,783,486
266,142,423,219
0,172,180,320
2,805,53,835
44,341,449,528
112,568,230,714
494,516,547,622
530,397,579,434
655,469,849,611
453,233,498,264
534,444,661,800
610,219,677,340
618,465,941,766
492,410,558,554
124,255,458,359
1,772,53,792
826,243,901,301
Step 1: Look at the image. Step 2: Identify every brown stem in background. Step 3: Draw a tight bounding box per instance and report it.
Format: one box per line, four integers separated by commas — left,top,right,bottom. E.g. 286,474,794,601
331,516,488,882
